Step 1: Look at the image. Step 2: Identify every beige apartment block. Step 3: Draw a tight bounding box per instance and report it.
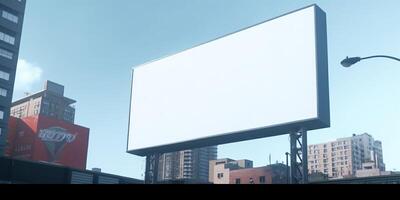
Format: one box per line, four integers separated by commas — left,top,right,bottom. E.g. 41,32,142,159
308,133,385,179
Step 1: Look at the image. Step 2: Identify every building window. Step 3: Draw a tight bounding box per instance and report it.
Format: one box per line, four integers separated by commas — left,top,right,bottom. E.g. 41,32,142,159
259,176,266,184
0,88,7,97
0,48,13,59
0,110,4,119
0,31,15,45
235,178,241,184
0,70,10,80
217,173,224,179
2,10,19,23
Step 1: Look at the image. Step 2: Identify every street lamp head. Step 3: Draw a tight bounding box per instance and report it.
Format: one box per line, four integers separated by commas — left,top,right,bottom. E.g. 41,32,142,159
341,56,362,67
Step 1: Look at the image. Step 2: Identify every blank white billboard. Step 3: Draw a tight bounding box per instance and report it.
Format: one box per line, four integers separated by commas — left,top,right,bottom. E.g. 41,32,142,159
128,5,330,156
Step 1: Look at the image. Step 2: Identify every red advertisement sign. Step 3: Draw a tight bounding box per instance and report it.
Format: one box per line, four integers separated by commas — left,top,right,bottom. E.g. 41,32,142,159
6,116,37,160
6,115,89,170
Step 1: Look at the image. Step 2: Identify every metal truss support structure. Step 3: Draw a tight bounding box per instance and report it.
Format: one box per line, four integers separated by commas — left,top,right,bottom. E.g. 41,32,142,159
290,129,308,184
144,154,160,184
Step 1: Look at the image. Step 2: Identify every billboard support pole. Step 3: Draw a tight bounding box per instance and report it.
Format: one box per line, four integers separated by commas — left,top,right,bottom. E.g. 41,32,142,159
290,129,308,184
144,153,160,184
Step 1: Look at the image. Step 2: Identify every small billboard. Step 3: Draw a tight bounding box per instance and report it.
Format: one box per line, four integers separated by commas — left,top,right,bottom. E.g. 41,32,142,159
128,5,330,156
6,116,90,169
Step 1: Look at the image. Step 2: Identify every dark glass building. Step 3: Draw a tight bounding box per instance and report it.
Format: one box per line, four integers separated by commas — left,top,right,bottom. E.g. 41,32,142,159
157,146,218,183
0,0,26,155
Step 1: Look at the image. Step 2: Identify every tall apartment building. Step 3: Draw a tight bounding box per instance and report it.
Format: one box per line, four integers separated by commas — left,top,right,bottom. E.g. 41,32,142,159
157,146,217,183
308,133,385,179
10,80,76,124
0,0,26,155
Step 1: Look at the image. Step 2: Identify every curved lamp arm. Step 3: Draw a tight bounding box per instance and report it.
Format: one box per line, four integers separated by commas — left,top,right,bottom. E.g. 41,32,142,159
362,55,400,62
341,55,400,67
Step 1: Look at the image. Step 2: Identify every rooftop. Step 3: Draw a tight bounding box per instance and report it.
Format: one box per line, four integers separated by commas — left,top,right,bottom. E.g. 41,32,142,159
11,80,76,106
12,90,76,106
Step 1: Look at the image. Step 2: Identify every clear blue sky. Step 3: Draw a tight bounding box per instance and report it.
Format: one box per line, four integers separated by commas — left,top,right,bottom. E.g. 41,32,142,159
15,0,400,179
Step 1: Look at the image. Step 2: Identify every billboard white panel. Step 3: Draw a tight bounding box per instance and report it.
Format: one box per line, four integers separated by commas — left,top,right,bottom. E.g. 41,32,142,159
128,5,329,156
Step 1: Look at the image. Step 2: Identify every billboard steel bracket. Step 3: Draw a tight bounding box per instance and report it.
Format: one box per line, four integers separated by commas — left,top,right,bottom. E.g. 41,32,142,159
290,129,308,184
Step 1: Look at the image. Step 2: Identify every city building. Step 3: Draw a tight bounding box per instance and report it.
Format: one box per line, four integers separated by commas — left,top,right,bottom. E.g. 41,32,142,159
0,156,143,184
10,80,76,123
157,146,217,183
308,133,385,179
157,151,181,181
355,161,391,178
0,0,26,156
209,158,253,184
4,81,89,170
229,163,288,184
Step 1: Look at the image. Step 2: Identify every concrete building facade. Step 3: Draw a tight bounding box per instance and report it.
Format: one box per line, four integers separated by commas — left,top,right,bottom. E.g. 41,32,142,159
0,0,26,155
209,158,253,184
229,164,288,184
10,80,76,124
355,161,391,178
308,133,385,179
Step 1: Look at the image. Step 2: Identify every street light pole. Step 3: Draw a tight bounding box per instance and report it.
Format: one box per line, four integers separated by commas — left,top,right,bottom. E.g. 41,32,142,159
341,55,400,67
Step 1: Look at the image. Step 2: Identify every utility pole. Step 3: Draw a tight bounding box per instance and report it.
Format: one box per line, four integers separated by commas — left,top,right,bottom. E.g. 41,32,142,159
285,152,290,184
